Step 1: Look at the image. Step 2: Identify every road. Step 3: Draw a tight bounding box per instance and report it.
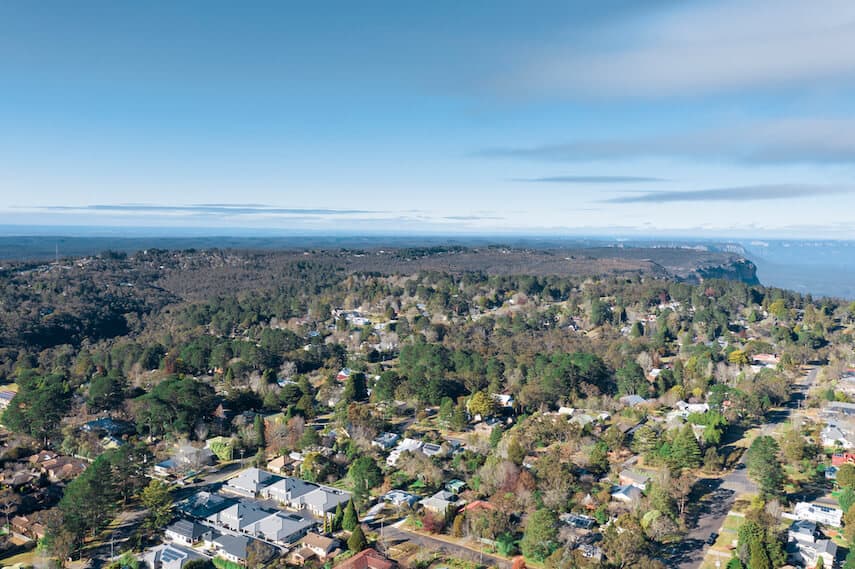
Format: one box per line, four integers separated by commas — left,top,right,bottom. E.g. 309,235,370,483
669,366,819,569
85,462,244,567
379,522,512,569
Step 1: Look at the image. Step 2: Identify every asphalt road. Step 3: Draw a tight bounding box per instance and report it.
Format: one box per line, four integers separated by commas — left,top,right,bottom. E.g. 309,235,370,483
669,366,819,569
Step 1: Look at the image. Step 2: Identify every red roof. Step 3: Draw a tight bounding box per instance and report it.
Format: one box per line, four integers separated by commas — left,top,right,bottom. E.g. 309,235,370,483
335,549,395,569
462,500,496,512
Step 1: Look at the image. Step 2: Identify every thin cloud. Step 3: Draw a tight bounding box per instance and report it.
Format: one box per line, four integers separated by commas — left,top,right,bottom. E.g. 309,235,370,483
478,118,855,165
37,204,379,215
605,185,850,204
502,0,855,97
514,176,666,184
443,215,504,221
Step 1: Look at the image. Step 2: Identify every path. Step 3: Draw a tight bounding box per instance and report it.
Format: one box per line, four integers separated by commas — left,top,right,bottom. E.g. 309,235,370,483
379,522,512,569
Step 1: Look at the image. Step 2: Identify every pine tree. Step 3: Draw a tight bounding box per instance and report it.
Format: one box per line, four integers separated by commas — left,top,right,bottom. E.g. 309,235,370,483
333,502,344,531
347,524,367,552
342,499,359,531
671,425,702,469
749,540,771,569
254,414,265,448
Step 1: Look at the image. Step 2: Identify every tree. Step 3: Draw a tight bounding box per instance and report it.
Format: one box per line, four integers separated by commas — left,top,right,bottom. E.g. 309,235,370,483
342,372,368,403
844,545,855,569
468,391,496,418
253,414,265,448
141,479,173,531
839,487,855,512
671,426,702,469
246,540,274,569
349,457,383,503
333,502,344,531
616,362,647,396
839,463,855,489
342,499,359,531
631,425,659,455
520,508,558,562
347,525,368,552
745,436,783,497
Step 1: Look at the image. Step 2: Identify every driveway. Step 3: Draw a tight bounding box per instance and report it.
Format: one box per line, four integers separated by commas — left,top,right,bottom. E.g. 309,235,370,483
379,522,512,569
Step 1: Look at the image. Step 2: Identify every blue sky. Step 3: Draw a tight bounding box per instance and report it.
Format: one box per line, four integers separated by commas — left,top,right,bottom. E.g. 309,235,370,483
3,0,855,236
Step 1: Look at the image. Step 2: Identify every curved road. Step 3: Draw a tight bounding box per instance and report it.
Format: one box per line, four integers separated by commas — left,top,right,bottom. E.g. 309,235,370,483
670,366,819,569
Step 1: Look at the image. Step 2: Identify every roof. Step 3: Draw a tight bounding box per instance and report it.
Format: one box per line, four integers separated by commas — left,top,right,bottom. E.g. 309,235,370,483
301,532,338,551
335,548,396,569
214,534,251,560
166,519,208,541
619,469,651,484
178,491,236,519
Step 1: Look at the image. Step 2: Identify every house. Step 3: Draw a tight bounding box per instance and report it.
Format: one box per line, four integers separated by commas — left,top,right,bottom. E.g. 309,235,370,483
207,500,273,533
619,469,651,491
336,368,353,382
753,354,780,366
10,515,46,541
461,500,496,514
386,438,423,467
144,543,206,569
174,444,216,469
824,401,855,418
577,543,603,561
420,490,460,515
611,485,642,504
560,513,596,530
492,393,515,408
165,519,208,545
832,453,855,467
787,521,838,569
676,401,710,415
212,533,252,564
248,511,314,544
267,455,292,474
383,490,420,508
619,395,647,407
822,425,853,448
0,390,15,410
788,520,818,545
422,443,444,457
82,417,135,437
334,548,396,569
226,467,280,496
445,479,466,494
372,432,400,450
261,477,351,516
793,502,843,528
178,491,235,519
294,532,340,563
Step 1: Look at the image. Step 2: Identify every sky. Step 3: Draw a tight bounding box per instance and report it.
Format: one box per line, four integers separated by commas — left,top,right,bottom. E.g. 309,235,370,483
2,0,855,237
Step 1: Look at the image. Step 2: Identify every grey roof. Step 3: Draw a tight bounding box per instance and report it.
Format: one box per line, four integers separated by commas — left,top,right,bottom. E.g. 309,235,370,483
166,519,208,541
179,491,236,519
214,534,251,560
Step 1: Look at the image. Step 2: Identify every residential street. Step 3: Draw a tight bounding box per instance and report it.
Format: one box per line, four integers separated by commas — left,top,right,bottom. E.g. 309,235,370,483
670,366,819,569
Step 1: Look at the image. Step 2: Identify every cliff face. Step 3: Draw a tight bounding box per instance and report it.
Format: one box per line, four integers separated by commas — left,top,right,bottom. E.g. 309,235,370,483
691,258,760,285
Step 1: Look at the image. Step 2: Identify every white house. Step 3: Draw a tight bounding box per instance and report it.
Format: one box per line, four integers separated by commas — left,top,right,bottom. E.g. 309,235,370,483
386,438,423,466
822,425,853,449
793,502,843,528
611,485,642,503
